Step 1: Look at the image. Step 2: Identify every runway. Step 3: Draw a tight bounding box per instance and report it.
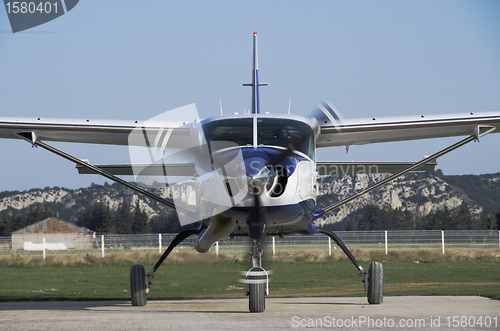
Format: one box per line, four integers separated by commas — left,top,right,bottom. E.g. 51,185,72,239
1,296,499,330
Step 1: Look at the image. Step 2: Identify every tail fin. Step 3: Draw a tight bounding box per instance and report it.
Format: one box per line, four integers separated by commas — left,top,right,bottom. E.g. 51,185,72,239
244,31,267,114
252,31,260,114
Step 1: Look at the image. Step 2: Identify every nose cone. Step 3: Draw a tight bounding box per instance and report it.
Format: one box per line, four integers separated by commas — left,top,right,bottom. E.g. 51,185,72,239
244,157,276,195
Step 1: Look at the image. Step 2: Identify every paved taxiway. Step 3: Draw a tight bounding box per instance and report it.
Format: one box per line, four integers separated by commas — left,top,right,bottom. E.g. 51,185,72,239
1,296,498,330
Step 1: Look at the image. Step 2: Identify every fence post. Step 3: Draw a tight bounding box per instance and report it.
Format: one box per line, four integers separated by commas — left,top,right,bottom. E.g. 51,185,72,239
498,230,499,250
441,230,445,254
159,233,162,254
273,237,275,255
102,235,105,258
328,237,331,256
215,241,219,256
385,231,388,255
43,237,46,260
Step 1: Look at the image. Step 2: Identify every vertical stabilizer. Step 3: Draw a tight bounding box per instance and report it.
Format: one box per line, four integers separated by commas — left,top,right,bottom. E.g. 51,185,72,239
252,31,260,114
243,31,267,114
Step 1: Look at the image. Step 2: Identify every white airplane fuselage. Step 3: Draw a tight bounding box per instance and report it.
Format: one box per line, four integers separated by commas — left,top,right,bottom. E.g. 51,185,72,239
192,113,322,242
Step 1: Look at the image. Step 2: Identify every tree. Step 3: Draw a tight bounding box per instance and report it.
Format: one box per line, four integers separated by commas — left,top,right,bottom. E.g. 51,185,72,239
383,207,414,230
0,213,13,236
357,205,383,230
77,201,112,233
25,204,41,226
149,211,182,233
453,206,472,230
475,211,492,230
11,210,27,233
132,201,149,234
114,198,132,234
345,218,357,231
494,211,500,230
356,204,415,230
421,207,453,230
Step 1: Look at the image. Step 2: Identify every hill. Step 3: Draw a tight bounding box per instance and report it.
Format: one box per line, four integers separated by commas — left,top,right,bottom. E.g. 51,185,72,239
0,171,499,233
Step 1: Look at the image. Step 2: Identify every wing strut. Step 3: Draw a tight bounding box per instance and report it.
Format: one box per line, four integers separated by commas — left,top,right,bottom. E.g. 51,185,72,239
321,126,495,214
16,132,181,211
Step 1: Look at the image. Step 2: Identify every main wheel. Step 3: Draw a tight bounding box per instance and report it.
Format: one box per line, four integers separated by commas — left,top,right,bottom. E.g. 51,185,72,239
367,262,383,304
130,264,147,306
248,268,266,313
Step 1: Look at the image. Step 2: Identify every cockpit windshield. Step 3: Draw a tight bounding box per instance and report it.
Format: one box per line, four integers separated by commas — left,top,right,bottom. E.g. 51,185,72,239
202,117,314,159
256,118,312,157
202,118,254,147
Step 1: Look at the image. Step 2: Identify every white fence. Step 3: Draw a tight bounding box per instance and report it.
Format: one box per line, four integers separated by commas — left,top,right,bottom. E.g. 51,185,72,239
1,230,499,258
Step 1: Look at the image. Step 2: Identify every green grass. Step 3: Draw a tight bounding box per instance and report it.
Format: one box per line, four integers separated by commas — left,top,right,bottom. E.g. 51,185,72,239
0,250,499,302
269,259,500,300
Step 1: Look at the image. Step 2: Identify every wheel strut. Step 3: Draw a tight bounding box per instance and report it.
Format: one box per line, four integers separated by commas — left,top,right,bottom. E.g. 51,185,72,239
129,224,203,306
314,227,383,304
318,227,367,277
145,224,204,292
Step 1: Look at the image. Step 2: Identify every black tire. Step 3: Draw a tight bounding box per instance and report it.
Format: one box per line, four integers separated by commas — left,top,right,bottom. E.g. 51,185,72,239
367,262,383,304
130,264,147,306
248,269,266,313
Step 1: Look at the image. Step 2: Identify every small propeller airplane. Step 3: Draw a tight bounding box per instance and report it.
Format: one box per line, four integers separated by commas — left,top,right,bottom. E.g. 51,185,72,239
1,31,500,313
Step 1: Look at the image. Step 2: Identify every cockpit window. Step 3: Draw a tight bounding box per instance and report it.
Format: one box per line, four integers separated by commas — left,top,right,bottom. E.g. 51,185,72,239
202,118,253,146
202,117,314,159
256,118,313,157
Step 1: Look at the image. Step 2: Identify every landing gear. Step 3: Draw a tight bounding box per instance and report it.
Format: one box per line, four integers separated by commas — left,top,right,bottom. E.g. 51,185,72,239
130,264,147,306
129,225,203,306
316,227,384,305
245,239,268,313
367,262,384,304
247,267,266,313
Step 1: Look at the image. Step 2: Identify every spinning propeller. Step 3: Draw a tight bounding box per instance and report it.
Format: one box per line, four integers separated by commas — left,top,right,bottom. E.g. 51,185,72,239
245,125,315,241
310,100,344,128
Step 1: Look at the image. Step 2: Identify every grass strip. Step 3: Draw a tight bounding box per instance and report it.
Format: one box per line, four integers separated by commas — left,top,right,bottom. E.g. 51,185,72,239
0,250,499,301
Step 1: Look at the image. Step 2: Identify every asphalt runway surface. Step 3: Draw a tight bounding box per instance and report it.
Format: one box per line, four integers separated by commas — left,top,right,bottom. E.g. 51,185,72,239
1,296,499,330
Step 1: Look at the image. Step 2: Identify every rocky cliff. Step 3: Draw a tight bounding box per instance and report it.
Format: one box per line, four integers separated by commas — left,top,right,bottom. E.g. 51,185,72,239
1,172,499,225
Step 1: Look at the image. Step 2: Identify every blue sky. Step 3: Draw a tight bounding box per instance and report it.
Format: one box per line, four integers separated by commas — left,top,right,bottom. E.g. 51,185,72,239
0,1,499,191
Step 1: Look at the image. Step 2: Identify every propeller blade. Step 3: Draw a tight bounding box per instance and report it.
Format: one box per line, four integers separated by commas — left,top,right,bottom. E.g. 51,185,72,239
248,179,264,241
310,100,344,129
267,134,310,167
264,101,341,169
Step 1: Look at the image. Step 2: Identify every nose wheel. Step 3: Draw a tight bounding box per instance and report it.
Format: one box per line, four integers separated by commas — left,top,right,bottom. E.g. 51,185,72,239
246,266,267,313
245,239,268,313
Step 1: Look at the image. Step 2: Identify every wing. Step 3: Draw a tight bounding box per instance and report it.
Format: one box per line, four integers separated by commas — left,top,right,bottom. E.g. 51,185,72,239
316,161,436,175
316,111,500,147
0,117,190,146
75,163,196,176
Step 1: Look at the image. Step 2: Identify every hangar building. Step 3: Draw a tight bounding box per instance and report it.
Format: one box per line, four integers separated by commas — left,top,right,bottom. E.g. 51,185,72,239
12,218,93,250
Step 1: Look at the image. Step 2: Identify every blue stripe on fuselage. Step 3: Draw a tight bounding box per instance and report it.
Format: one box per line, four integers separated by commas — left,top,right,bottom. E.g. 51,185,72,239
241,147,298,177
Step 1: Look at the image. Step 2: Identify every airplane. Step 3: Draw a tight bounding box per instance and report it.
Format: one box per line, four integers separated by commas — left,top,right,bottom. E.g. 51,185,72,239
1,31,500,313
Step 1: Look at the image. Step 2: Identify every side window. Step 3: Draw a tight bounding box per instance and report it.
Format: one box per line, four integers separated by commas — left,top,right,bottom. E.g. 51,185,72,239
308,136,315,161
